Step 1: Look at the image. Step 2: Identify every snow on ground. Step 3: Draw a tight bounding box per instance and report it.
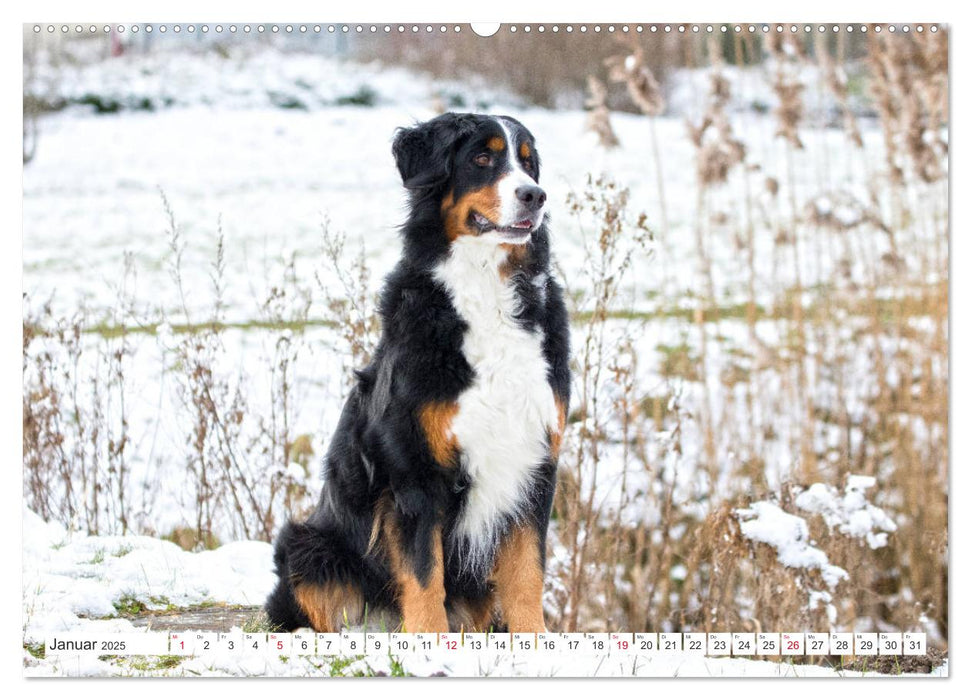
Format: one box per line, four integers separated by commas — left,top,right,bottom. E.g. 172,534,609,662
22,509,275,645
23,46,898,322
22,510,941,678
28,43,520,115
26,644,945,679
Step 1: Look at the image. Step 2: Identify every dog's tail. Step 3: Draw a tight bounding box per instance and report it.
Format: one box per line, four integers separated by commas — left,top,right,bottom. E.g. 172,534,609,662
264,520,313,631
264,519,368,631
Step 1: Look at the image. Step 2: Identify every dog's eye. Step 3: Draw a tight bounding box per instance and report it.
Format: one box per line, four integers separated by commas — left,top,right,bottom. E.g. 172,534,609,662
522,157,534,173
473,153,493,167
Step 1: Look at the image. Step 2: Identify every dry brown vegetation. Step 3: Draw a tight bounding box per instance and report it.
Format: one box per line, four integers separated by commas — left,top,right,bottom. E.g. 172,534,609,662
22,210,362,545
543,28,948,652
359,28,674,109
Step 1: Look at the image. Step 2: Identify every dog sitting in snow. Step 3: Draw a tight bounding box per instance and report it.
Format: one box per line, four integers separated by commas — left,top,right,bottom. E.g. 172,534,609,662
265,113,570,633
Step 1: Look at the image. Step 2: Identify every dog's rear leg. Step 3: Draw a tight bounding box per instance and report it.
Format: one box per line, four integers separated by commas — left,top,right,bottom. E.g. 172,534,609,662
269,520,364,632
293,581,363,633
493,524,547,632
384,516,448,633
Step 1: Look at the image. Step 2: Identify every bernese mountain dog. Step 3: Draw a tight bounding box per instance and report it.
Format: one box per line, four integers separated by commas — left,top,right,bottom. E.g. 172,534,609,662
265,112,570,634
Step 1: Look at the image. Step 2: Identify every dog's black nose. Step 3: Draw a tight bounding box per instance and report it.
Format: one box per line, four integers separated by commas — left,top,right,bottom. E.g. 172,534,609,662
516,185,547,211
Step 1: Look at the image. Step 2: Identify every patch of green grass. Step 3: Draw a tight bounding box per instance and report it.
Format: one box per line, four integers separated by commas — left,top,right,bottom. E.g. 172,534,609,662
149,595,173,609
268,91,308,110
241,610,275,633
113,594,148,616
327,655,373,677
327,655,357,676
387,653,410,677
113,544,133,557
24,304,759,341
185,600,244,611
335,85,378,107
87,549,105,565
77,94,122,114
324,653,412,677
112,593,175,617
64,317,335,340
125,655,183,672
571,301,763,325
24,642,45,660
29,281,945,343
891,656,903,675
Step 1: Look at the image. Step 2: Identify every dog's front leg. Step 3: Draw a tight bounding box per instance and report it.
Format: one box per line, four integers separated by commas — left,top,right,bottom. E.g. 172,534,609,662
493,524,547,632
384,508,449,633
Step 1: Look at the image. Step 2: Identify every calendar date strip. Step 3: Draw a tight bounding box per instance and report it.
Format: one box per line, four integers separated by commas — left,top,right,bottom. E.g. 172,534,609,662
44,631,928,658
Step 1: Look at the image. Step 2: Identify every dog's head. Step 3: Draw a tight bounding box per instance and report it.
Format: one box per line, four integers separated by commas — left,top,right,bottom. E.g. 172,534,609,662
392,112,546,246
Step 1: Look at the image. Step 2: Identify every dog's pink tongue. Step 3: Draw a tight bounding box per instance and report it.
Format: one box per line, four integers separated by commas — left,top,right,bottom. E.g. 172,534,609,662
514,219,533,230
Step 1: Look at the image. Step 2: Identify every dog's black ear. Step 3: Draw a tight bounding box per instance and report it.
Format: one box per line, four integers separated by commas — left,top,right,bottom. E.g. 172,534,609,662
392,113,474,191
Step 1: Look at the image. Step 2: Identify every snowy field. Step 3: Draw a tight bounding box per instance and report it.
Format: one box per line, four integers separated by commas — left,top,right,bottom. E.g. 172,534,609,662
23,45,902,322
22,39,948,678
23,510,940,678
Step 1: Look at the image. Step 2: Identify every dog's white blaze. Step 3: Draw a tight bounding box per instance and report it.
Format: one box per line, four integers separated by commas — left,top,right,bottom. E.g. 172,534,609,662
495,118,544,226
433,235,557,566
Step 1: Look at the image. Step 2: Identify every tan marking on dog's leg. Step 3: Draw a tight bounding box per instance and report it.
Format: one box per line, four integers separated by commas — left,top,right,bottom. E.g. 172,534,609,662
492,526,546,632
293,582,363,632
550,395,567,461
384,521,449,633
418,401,460,467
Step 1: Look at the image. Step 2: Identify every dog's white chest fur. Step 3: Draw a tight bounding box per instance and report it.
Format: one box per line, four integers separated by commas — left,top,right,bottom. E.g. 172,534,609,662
433,237,558,562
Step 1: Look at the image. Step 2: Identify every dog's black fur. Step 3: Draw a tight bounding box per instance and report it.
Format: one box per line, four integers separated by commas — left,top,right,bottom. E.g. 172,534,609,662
265,112,570,632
